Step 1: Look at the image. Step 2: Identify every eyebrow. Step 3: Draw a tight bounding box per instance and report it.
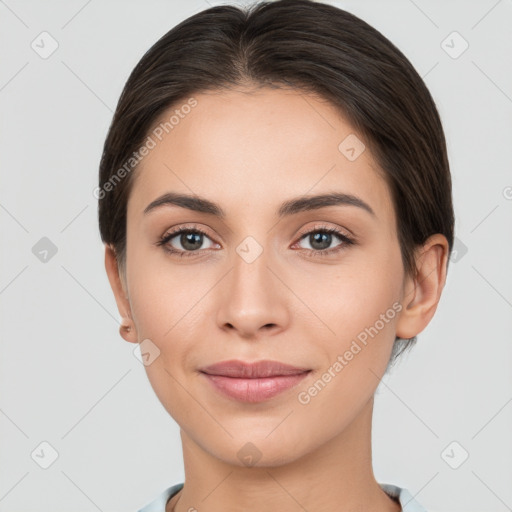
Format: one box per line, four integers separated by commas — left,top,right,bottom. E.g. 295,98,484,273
143,191,376,219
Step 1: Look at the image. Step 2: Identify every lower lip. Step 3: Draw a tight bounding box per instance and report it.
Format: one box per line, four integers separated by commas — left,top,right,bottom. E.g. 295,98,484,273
201,372,310,403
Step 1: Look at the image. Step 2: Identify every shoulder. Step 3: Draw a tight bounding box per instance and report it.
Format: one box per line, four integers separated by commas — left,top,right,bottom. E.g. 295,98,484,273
380,482,429,512
137,482,184,512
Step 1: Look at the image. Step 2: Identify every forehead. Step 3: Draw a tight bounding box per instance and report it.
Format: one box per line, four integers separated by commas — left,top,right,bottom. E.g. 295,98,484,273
127,87,394,226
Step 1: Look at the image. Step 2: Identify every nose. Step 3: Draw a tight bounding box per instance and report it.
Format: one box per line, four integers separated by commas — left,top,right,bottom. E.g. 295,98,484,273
215,242,290,339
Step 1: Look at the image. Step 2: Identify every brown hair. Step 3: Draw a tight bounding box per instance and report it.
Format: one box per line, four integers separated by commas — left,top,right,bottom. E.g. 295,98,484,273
97,0,454,365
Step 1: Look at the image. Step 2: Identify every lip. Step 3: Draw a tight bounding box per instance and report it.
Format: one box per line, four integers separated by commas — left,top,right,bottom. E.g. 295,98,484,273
200,359,310,378
199,359,311,403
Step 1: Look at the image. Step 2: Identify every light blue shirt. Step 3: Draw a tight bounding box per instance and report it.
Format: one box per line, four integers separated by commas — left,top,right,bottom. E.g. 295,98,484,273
137,482,427,511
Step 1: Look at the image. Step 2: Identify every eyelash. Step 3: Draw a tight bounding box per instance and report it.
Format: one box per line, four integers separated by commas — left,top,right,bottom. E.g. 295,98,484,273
156,223,356,259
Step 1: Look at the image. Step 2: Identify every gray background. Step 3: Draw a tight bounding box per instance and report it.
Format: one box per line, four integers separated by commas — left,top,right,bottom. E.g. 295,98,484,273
1,0,511,511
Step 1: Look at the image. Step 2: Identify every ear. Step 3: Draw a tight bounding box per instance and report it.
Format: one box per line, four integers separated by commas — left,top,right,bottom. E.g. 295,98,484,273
395,234,450,339
104,244,138,344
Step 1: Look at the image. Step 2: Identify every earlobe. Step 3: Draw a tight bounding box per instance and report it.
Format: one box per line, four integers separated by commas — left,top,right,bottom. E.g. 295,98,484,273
119,318,137,343
104,244,138,344
395,234,449,340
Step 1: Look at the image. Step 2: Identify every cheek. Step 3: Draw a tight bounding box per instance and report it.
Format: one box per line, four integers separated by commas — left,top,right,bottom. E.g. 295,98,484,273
126,246,215,361
129,270,199,340
301,253,402,337
305,248,404,379
126,256,201,417
292,264,402,430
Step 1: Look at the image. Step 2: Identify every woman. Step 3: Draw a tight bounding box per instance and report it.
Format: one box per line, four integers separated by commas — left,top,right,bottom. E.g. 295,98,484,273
97,1,454,510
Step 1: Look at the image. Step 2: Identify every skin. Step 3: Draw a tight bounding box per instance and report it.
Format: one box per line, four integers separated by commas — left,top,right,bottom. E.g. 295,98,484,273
105,86,449,512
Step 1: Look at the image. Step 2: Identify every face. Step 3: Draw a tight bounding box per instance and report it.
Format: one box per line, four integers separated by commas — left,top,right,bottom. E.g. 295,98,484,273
112,86,416,466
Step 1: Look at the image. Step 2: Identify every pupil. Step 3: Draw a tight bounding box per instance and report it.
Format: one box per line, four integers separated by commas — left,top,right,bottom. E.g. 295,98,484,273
182,232,202,250
311,232,331,250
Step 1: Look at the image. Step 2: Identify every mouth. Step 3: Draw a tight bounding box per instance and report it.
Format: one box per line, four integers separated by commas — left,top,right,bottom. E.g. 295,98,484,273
199,359,312,403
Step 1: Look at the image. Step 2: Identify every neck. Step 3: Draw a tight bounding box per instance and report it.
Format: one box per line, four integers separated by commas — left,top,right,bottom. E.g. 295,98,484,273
168,396,400,512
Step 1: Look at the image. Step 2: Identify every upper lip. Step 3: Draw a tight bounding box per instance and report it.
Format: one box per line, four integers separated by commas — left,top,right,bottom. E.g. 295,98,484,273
200,359,311,378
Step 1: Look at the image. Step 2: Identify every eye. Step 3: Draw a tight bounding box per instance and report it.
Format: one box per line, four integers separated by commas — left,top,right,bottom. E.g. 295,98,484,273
155,223,356,259
293,225,355,257
156,224,218,258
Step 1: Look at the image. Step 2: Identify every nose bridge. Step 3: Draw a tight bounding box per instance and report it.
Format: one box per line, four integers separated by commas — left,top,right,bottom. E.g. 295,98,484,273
231,233,275,303
216,231,288,335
